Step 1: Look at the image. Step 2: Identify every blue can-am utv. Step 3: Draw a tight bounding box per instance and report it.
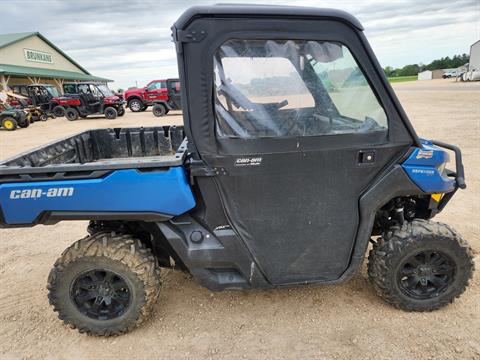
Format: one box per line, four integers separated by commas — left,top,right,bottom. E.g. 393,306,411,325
0,5,474,336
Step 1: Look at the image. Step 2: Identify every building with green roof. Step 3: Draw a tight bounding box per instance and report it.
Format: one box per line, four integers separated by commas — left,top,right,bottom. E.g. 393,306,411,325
0,32,111,94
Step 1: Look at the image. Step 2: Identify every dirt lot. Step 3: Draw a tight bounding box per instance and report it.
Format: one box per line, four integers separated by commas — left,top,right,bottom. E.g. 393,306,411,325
0,79,479,360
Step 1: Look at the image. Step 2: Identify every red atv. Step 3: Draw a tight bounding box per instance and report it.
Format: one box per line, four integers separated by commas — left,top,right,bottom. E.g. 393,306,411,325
62,83,126,120
124,78,181,116
26,84,74,117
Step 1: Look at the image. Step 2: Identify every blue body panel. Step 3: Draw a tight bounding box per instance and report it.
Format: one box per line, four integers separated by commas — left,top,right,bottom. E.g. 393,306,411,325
0,167,196,225
402,139,455,193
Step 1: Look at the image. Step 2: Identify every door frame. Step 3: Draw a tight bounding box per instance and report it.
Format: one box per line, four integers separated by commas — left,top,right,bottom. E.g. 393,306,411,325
175,14,422,284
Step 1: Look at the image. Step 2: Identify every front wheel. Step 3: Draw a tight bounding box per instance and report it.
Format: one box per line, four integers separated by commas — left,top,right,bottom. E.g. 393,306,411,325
368,219,474,311
47,232,161,336
128,99,143,112
1,117,18,131
104,107,118,120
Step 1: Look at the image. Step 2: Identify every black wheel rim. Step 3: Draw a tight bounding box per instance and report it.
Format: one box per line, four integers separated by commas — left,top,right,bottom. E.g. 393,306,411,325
397,250,455,300
71,269,131,320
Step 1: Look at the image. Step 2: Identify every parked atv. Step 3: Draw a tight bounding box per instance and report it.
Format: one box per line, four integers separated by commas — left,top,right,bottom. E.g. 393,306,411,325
26,84,69,117
62,82,126,120
24,106,56,122
0,108,29,131
0,5,474,337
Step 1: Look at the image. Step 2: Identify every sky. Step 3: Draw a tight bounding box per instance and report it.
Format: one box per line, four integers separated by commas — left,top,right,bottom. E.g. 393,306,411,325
1,0,479,90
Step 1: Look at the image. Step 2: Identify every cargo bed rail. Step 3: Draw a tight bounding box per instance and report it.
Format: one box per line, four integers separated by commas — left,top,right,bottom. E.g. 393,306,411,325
0,126,187,184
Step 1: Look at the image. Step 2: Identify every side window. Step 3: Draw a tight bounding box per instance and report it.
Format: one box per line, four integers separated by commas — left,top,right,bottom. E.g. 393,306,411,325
146,82,159,91
90,85,102,97
63,84,77,94
147,81,166,91
169,81,180,93
78,84,90,94
213,39,388,138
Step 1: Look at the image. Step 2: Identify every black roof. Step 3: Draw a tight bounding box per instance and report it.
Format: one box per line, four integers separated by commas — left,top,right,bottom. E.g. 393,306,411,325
174,4,363,31
26,84,57,87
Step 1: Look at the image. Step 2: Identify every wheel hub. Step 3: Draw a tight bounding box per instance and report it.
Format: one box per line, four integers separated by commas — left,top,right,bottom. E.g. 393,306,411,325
398,250,455,300
416,264,432,277
71,269,131,320
130,101,141,111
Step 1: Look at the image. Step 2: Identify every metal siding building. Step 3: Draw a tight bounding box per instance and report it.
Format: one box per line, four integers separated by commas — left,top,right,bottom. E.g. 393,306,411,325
417,69,445,80
0,32,111,93
469,40,480,71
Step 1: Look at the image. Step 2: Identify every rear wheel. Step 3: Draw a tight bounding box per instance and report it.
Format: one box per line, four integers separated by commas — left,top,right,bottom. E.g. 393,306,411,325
18,118,30,128
128,99,143,112
368,219,474,311
104,107,118,120
65,108,79,121
152,104,166,117
40,114,49,121
53,105,66,117
47,232,161,336
1,117,18,131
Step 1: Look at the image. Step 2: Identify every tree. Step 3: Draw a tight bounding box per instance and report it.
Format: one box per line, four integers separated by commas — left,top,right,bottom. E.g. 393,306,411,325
397,64,419,76
383,53,470,77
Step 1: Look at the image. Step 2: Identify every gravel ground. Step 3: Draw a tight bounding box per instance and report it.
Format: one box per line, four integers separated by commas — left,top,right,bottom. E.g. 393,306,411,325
0,79,479,360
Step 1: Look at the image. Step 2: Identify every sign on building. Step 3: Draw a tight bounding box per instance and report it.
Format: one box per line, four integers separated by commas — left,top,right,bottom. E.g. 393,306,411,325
23,48,53,64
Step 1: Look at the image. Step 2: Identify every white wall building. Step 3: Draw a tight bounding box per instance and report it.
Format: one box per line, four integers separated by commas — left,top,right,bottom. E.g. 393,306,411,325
417,70,432,80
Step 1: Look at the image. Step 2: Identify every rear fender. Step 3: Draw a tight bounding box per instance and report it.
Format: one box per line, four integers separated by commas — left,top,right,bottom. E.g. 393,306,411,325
0,167,196,227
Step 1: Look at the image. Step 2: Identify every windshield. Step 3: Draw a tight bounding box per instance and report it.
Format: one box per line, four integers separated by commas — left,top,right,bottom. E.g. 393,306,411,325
45,86,60,97
97,84,114,97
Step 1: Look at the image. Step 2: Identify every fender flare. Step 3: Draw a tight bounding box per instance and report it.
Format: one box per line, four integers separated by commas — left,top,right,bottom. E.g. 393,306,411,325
152,100,172,110
126,96,145,106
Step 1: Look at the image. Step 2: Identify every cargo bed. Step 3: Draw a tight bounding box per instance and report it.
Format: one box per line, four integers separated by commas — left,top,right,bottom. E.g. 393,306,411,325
0,126,187,183
0,126,196,227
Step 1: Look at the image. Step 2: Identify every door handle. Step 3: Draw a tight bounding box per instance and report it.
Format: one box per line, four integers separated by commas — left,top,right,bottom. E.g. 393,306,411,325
358,150,376,165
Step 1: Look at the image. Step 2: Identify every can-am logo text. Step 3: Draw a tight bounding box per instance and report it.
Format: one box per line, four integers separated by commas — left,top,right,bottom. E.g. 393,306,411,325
9,187,74,199
234,157,262,167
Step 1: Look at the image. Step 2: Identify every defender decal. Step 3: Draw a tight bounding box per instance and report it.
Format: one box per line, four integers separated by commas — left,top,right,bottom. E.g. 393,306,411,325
9,187,74,200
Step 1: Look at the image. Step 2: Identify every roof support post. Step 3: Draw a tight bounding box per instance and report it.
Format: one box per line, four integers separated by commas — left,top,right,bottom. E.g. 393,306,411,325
53,78,64,94
0,75,7,91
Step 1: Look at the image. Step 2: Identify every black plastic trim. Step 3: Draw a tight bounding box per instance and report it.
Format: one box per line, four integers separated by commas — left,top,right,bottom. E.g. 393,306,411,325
431,140,466,189
174,5,364,31
0,210,172,228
